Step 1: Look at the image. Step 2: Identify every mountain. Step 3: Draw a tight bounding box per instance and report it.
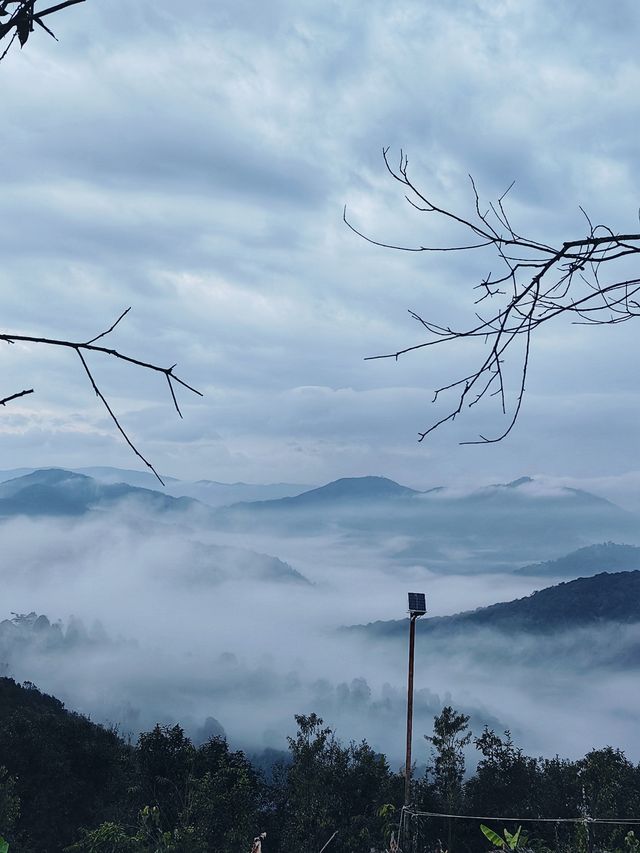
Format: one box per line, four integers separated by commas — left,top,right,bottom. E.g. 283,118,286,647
350,571,640,637
0,468,309,586
214,475,640,571
74,465,181,487
0,466,311,508
234,475,419,508
72,467,311,507
0,468,197,517
515,542,640,579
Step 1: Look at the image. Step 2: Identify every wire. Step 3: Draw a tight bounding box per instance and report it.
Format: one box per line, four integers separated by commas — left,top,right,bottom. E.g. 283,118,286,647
404,808,640,826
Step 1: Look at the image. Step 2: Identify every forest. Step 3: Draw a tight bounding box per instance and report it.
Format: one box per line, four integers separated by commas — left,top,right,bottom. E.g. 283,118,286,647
1,678,639,853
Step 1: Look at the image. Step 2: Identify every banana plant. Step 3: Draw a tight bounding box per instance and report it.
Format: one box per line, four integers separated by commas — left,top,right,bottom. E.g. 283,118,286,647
480,824,528,851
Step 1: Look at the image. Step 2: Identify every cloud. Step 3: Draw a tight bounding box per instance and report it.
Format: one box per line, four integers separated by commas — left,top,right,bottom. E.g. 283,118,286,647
1,0,639,484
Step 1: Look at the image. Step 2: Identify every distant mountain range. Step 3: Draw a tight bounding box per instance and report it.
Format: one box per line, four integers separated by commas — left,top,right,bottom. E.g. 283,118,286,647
1,467,639,579
213,474,640,570
0,467,310,508
0,468,309,585
0,468,197,517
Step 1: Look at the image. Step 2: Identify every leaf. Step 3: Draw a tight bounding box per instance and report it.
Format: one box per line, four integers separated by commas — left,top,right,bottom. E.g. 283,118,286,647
480,824,505,849
503,827,522,849
16,10,29,46
0,836,9,853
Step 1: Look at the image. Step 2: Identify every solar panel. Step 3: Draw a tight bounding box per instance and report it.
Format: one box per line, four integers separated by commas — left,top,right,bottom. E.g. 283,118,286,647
408,592,426,615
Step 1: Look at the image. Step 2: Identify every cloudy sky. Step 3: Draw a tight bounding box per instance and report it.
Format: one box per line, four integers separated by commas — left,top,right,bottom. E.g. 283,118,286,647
2,0,640,495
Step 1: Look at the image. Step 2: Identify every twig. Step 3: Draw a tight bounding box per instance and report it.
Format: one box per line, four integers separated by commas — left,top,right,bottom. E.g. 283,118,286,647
0,308,202,485
0,388,34,405
348,148,640,444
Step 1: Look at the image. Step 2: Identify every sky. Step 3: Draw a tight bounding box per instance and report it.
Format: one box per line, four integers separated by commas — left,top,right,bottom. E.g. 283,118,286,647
2,0,640,497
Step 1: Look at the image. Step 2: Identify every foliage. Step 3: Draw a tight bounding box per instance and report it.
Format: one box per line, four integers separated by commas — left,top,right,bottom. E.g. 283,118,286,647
423,706,472,852
4,680,640,853
480,824,528,851
0,0,85,58
466,728,540,819
276,713,399,853
0,767,20,844
0,677,130,851
625,830,640,853
66,805,200,852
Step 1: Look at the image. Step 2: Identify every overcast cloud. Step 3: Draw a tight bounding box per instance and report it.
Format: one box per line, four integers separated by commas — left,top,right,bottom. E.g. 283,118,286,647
1,0,640,493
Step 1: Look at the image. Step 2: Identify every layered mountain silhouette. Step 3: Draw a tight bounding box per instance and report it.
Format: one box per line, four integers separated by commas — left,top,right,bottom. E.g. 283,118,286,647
0,466,310,508
214,475,639,569
2,468,639,578
0,468,196,516
0,469,309,585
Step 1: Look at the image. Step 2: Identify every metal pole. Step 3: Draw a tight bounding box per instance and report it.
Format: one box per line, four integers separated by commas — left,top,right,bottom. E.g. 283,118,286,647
404,613,417,806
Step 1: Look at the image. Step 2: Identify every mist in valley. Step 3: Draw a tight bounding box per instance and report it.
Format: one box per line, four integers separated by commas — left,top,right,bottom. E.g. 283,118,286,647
2,473,640,767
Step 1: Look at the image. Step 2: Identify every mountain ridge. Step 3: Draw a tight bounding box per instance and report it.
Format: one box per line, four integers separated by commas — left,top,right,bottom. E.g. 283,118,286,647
348,570,640,637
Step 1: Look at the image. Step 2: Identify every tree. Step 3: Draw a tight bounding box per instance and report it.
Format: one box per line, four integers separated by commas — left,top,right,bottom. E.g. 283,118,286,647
1,3,201,484
423,706,471,853
346,149,640,445
135,725,196,833
0,767,20,849
277,713,398,853
466,728,540,819
0,677,130,851
576,747,640,852
0,1,85,60
188,736,261,852
279,714,341,853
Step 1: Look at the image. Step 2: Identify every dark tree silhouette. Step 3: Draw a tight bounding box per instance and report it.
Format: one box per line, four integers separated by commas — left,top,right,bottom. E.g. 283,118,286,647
345,148,640,444
0,0,85,59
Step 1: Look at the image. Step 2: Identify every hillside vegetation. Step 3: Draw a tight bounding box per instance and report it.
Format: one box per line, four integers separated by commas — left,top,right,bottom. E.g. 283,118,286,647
1,680,639,853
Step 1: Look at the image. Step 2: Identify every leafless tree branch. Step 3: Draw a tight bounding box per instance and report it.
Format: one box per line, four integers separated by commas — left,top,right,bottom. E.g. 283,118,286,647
346,148,640,444
1,309,202,485
0,388,34,405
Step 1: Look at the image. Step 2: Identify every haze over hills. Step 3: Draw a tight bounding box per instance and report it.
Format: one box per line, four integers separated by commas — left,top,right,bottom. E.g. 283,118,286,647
2,466,640,759
1,468,639,574
350,570,640,637
0,468,197,517
0,466,311,508
515,542,640,579
346,571,640,680
214,473,640,571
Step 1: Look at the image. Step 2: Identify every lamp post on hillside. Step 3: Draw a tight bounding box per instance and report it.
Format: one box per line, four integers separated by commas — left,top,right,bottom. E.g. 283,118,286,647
405,592,426,807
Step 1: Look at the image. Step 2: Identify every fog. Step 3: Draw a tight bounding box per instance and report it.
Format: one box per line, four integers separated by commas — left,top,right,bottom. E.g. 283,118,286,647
1,501,639,766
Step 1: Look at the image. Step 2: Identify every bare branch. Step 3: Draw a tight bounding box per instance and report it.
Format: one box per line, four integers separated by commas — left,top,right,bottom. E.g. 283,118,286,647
76,348,165,486
0,308,202,484
0,388,34,405
349,149,640,444
84,306,132,345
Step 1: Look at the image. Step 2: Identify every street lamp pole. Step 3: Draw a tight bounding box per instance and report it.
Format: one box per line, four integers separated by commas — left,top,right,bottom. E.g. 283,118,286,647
404,592,426,807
